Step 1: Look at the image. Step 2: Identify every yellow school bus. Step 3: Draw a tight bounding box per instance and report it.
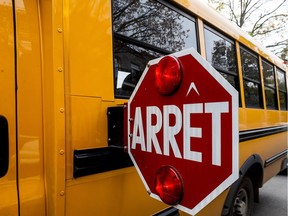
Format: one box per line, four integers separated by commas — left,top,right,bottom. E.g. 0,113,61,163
0,0,286,216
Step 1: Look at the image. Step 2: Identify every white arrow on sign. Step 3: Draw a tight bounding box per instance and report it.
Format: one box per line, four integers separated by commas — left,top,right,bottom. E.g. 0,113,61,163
186,82,200,96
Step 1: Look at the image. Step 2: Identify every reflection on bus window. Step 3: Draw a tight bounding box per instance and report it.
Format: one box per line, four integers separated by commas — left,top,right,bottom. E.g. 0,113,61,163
240,47,263,108
113,40,162,97
262,60,277,109
204,26,237,76
112,0,198,98
204,26,241,106
277,68,288,110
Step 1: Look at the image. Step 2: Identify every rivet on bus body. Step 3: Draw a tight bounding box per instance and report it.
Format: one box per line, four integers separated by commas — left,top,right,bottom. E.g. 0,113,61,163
129,134,133,138
57,28,63,33
59,149,65,155
60,191,65,196
129,118,133,122
60,108,64,113
58,67,63,72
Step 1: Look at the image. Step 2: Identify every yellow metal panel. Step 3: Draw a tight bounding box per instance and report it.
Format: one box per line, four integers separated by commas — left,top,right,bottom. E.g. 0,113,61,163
39,0,66,215
239,108,285,130
66,96,127,179
67,0,114,100
235,42,246,108
15,0,46,215
0,1,18,215
69,96,105,150
66,96,104,179
66,167,167,216
197,18,206,59
239,132,287,181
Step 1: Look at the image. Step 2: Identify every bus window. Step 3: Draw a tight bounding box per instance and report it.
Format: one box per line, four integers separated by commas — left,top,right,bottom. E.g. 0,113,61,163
204,25,240,106
204,26,238,87
240,47,263,108
276,68,288,110
262,60,278,110
112,0,198,98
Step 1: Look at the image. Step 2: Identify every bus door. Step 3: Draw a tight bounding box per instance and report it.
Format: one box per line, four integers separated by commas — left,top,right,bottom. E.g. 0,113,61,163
0,1,19,215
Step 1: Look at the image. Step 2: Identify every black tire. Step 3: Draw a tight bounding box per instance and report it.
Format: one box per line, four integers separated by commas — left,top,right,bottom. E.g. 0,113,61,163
231,177,254,216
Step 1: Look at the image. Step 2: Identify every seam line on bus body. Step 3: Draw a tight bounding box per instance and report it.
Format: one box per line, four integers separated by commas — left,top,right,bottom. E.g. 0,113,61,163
264,150,288,168
239,125,288,142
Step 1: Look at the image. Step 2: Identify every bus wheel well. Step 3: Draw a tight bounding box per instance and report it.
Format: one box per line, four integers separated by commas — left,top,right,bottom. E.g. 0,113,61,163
244,162,263,203
222,154,263,216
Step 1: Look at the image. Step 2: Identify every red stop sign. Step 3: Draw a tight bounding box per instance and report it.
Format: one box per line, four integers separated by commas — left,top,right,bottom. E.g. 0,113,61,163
127,48,239,215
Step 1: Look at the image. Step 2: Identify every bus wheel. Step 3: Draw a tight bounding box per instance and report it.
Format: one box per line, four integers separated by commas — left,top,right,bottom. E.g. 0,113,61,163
232,177,254,216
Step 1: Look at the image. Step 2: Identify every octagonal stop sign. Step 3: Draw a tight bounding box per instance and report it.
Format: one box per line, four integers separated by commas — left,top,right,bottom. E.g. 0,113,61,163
127,48,239,215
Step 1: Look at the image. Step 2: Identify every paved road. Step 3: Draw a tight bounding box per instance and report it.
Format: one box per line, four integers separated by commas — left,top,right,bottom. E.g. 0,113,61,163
253,172,287,216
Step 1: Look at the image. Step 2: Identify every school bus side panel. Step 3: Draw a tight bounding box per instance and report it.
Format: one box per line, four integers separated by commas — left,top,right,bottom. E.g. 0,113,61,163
239,108,287,180
39,0,66,215
0,1,18,215
64,0,167,215
14,0,46,215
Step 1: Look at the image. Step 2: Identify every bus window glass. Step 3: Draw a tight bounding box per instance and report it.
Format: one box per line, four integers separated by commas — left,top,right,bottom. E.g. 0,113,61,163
220,72,236,87
276,68,287,110
243,81,262,108
262,61,275,88
113,0,197,52
262,60,277,109
204,26,240,106
241,49,260,81
264,87,277,110
114,41,162,96
112,0,198,98
240,47,263,108
204,27,237,75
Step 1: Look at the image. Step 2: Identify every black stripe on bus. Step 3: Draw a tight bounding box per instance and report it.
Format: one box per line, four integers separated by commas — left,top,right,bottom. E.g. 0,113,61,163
264,150,288,168
73,147,133,178
239,125,288,142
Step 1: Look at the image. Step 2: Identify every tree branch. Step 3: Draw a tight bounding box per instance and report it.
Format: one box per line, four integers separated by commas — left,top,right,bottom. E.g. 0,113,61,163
250,14,288,36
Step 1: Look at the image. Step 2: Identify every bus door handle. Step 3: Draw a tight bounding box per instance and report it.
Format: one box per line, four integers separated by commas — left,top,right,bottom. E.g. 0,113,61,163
0,115,9,178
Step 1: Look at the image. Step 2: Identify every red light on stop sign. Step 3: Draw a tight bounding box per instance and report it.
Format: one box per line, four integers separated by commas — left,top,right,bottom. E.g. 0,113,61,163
155,56,182,95
155,166,184,205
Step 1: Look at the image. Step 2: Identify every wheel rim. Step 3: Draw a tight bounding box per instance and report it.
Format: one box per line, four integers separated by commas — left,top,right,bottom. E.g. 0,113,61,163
233,188,249,216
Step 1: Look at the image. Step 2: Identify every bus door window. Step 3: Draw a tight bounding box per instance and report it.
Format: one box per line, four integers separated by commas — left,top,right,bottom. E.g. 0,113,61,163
240,47,263,108
262,60,278,110
112,0,198,98
276,68,288,110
